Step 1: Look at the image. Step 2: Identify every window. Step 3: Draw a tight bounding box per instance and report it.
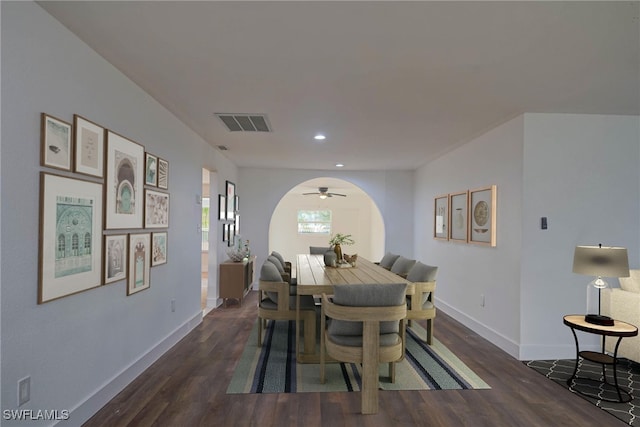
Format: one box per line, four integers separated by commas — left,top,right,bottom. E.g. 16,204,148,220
297,210,331,234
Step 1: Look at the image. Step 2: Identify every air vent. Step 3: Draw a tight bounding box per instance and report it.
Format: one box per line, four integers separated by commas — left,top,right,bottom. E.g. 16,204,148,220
215,113,272,132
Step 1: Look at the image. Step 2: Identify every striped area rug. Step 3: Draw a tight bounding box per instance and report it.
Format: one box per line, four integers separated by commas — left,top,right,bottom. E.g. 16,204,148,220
227,320,490,394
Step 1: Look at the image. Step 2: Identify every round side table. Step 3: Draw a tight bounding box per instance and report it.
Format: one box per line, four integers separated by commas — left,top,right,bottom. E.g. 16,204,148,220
563,314,638,403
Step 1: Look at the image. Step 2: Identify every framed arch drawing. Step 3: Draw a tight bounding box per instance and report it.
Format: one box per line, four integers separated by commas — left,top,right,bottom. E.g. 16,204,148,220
105,131,144,229
38,172,103,303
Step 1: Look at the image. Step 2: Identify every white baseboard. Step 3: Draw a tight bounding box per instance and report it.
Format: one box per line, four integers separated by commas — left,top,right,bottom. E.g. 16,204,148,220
61,310,203,427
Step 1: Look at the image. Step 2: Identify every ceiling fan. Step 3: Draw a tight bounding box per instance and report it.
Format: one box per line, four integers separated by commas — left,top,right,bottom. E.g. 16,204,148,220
302,187,346,199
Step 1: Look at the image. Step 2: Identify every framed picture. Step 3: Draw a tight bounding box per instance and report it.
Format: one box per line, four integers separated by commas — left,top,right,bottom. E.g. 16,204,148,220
152,232,168,266
234,195,239,214
39,173,103,303
127,233,151,295
449,191,469,243
469,185,497,247
74,115,105,178
222,222,229,242
104,234,127,284
144,189,170,228
433,194,449,240
41,113,72,171
105,131,144,229
225,180,236,220
145,152,158,186
234,214,240,235
218,195,226,220
228,224,236,247
157,157,169,190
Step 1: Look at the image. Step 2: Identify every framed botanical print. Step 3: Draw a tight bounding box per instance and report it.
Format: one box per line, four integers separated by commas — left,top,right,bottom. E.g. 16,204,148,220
226,180,236,220
128,233,151,295
157,158,169,190
104,234,127,284
152,232,168,266
105,131,144,229
39,173,103,303
74,115,105,178
145,152,158,186
144,189,170,228
433,194,449,240
449,191,469,243
41,113,72,171
227,224,236,247
469,185,497,247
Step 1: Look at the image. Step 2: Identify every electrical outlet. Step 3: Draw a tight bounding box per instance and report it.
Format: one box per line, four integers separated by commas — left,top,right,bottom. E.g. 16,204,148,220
171,299,176,312
18,376,30,406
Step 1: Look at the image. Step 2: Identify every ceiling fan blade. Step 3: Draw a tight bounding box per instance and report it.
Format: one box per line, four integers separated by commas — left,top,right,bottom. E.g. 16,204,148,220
330,193,347,197
302,192,319,195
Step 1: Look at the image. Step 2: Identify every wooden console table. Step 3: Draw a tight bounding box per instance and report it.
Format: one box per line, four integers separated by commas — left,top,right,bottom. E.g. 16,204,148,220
219,256,255,307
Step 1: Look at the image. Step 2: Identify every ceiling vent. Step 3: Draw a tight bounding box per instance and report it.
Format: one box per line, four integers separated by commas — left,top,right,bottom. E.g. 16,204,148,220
215,113,272,132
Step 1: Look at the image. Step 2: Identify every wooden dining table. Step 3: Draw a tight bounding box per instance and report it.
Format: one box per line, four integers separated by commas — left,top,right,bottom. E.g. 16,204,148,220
295,253,414,363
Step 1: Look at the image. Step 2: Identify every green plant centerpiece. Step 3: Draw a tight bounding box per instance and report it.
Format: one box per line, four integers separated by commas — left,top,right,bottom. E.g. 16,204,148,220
329,233,355,263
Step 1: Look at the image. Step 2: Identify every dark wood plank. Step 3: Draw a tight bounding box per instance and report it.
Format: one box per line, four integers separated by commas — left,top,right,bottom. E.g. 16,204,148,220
83,290,623,426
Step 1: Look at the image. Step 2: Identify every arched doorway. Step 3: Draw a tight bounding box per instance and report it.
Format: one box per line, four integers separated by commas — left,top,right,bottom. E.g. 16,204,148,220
268,177,385,263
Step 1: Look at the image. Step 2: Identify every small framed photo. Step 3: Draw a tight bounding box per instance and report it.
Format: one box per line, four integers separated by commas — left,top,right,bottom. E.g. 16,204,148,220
105,131,145,229
39,173,103,303
225,180,236,220
152,232,168,266
128,233,151,295
74,115,105,178
433,194,449,241
157,158,169,190
449,191,469,243
234,195,239,214
145,153,158,186
469,185,497,247
228,224,236,247
234,214,240,235
41,113,72,171
218,195,226,220
104,234,127,284
222,222,229,242
144,189,170,229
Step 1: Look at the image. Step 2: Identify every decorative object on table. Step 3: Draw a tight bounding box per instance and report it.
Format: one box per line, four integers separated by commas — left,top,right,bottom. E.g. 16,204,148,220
572,244,630,326
157,157,169,190
144,189,170,228
343,253,358,267
127,232,151,295
469,185,497,246
105,130,144,229
227,236,250,262
73,114,105,178
39,173,103,303
449,191,468,242
433,194,449,241
41,113,72,171
323,250,337,267
104,234,127,284
329,233,355,263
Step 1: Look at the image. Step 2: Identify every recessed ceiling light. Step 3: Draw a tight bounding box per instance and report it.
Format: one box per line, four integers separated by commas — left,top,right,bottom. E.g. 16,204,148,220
314,134,326,141
335,163,344,168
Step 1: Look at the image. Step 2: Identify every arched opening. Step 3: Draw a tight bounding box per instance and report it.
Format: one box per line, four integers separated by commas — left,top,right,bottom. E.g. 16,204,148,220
268,177,385,263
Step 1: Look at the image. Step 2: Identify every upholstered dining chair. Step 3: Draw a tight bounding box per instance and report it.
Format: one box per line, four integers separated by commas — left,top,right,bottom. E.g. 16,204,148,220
405,261,438,344
320,283,407,414
390,256,416,278
267,254,294,285
377,252,400,270
257,261,317,354
309,246,331,255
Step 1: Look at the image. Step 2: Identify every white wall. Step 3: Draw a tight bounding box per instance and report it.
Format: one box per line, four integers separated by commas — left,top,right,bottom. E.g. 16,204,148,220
415,115,525,357
415,113,640,360
239,168,413,275
1,3,237,425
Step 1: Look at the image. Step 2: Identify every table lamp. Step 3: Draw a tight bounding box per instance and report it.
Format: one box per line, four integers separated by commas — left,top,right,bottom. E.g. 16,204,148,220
572,244,630,326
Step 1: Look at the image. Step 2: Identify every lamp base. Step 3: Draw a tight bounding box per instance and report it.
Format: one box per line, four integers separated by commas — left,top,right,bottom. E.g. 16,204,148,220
584,314,614,326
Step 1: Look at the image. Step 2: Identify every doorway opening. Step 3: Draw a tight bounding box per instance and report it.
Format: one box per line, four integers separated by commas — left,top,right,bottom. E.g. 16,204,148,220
201,168,219,314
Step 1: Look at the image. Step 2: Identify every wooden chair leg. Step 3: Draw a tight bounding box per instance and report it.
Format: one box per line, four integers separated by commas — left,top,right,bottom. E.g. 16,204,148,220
258,317,263,346
302,311,316,355
426,319,433,345
362,321,380,414
389,362,396,383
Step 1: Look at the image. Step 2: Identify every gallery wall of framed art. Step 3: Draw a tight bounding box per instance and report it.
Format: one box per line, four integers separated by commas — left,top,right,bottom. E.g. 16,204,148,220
37,110,172,303
433,185,497,247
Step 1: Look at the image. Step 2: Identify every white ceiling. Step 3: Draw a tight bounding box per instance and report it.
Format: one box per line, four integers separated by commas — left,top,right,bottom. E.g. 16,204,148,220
39,1,640,171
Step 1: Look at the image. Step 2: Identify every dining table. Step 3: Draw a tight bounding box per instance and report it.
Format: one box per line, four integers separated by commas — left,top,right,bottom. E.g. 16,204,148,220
295,253,414,363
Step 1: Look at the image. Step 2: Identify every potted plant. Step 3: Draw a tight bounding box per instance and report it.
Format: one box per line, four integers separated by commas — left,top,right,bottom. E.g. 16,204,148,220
329,233,355,262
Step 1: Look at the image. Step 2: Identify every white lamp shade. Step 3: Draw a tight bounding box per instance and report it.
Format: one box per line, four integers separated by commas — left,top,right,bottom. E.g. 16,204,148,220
572,245,630,278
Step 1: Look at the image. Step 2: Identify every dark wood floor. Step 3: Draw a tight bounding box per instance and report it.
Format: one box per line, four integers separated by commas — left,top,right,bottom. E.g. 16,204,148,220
84,291,622,426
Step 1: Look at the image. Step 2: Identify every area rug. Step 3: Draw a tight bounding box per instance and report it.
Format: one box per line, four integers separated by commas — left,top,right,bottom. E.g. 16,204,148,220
526,358,639,426
227,320,490,394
